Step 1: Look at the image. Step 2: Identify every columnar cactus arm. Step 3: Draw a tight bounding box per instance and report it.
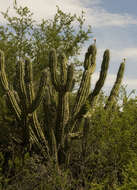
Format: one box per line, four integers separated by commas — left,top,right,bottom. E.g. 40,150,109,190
6,90,21,120
49,49,74,147
14,60,28,111
18,61,28,104
76,49,110,120
28,70,47,113
49,49,60,91
29,123,50,160
72,43,97,117
55,60,70,145
24,58,35,106
28,111,48,150
84,43,97,70
88,49,110,107
65,64,74,91
0,50,21,120
64,43,97,134
105,60,125,109
73,72,90,114
32,112,45,139
22,59,48,146
0,50,9,91
59,54,67,88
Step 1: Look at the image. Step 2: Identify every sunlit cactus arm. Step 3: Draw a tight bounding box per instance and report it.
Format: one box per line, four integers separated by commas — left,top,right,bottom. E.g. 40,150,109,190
0,50,9,91
6,90,21,120
105,60,125,109
49,49,60,91
72,49,110,121
29,126,50,160
30,111,47,144
72,70,89,116
84,40,97,70
64,43,97,135
28,70,47,113
0,50,21,120
72,72,90,116
72,43,97,117
88,49,110,107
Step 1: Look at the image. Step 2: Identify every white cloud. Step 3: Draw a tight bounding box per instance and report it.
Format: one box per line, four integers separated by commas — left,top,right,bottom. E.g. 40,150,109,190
1,0,137,27
80,0,102,6
0,0,84,23
86,9,137,27
111,48,137,60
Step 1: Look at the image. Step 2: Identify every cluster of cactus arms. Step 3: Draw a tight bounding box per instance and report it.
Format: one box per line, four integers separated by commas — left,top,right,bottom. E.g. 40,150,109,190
46,40,125,164
0,40,125,165
0,50,48,154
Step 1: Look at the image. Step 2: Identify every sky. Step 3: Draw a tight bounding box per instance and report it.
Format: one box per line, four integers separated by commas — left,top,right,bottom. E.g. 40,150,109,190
0,0,137,95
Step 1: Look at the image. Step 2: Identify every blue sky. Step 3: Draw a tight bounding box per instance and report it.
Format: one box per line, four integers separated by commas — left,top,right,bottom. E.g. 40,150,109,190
100,0,137,15
0,0,137,95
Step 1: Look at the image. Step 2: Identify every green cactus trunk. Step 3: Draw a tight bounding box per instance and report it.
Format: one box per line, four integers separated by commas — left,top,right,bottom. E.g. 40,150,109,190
56,92,69,146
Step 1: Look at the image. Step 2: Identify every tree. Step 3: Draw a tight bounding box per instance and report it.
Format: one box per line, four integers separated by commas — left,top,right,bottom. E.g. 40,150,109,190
0,1,92,80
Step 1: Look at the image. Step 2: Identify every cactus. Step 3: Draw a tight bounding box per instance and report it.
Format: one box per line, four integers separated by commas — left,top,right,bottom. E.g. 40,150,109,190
72,43,97,117
88,49,110,107
66,47,110,134
0,40,126,166
0,50,47,151
49,49,74,148
105,59,126,110
44,41,125,165
69,49,110,134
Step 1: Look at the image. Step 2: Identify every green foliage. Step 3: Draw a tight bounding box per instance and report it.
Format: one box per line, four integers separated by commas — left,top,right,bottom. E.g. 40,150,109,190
0,94,136,190
0,2,136,189
0,1,91,81
33,6,91,57
81,96,137,189
0,37,126,174
0,2,34,82
0,151,31,189
117,160,137,190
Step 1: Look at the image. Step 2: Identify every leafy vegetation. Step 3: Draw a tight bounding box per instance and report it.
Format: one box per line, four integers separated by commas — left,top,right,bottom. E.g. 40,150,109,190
0,2,136,190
